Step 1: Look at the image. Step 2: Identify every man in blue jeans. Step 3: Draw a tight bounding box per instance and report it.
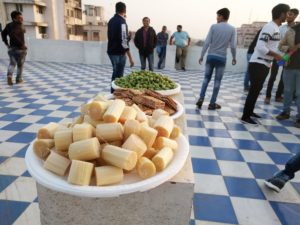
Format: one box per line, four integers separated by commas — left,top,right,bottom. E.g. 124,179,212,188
1,11,27,85
107,2,134,93
275,23,300,128
196,8,237,110
134,17,157,71
156,26,168,69
265,152,300,192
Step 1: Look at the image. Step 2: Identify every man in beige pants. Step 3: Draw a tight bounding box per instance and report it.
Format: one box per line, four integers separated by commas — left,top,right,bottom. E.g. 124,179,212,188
170,25,191,71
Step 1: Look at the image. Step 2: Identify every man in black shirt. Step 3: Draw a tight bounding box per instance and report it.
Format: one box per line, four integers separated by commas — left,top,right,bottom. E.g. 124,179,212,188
244,29,261,91
1,11,27,85
107,2,134,93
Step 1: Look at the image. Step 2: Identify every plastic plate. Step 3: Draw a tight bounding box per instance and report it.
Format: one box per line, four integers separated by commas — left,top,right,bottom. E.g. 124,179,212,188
111,81,181,96
25,134,189,198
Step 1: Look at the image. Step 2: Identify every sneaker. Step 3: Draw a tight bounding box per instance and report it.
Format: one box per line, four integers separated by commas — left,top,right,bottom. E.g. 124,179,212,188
264,171,290,192
264,97,271,104
208,103,221,110
275,96,283,102
16,78,24,84
181,67,186,71
7,76,13,86
196,98,204,109
276,112,290,120
295,119,300,128
241,117,257,125
251,112,262,118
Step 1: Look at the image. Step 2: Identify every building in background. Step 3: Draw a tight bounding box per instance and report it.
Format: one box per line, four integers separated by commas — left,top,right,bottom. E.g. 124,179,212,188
63,0,83,40
82,4,107,41
0,1,6,32
237,21,267,48
0,0,83,41
1,0,48,39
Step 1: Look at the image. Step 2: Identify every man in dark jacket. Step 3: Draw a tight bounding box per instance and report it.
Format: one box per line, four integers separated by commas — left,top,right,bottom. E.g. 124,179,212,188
1,11,27,85
134,17,157,71
156,26,169,69
107,2,134,93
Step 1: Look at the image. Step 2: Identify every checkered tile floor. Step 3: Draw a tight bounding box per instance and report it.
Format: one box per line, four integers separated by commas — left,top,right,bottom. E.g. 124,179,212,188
0,59,299,225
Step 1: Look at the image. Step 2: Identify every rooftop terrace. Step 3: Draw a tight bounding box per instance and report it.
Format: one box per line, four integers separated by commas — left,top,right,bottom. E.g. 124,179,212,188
0,56,300,224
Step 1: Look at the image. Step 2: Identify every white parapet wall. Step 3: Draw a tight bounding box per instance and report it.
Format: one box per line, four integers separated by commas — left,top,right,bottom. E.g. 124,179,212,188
0,38,248,73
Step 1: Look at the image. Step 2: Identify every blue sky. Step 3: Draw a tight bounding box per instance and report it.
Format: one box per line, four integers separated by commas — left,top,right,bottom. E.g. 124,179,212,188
83,0,300,39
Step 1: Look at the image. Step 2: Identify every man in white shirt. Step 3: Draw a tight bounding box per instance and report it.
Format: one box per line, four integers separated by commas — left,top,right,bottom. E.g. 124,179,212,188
241,4,290,125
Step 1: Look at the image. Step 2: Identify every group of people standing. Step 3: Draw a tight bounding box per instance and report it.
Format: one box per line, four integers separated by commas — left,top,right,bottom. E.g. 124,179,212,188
241,4,300,128
107,2,191,93
133,20,191,71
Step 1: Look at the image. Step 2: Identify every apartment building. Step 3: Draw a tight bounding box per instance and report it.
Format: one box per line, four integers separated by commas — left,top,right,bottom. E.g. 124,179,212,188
237,21,267,48
1,0,48,39
63,0,83,40
1,0,83,40
82,5,107,42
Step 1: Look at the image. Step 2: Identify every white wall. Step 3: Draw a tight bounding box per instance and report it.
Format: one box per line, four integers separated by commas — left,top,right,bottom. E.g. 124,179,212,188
22,4,35,23
25,26,38,39
0,2,7,31
0,39,248,73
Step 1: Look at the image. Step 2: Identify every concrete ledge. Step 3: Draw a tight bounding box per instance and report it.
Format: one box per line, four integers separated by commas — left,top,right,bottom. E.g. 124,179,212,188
37,181,194,225
0,39,248,73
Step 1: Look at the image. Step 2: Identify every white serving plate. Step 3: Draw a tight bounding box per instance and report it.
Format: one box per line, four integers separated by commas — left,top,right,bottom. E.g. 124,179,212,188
111,81,181,96
25,134,189,198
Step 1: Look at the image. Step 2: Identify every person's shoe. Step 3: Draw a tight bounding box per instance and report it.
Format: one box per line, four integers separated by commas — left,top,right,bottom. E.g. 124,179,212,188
196,98,204,109
276,112,290,120
181,67,186,71
251,112,262,118
241,117,257,125
7,76,13,86
295,119,300,128
264,171,290,192
275,96,283,102
264,97,271,104
16,78,24,84
208,103,221,110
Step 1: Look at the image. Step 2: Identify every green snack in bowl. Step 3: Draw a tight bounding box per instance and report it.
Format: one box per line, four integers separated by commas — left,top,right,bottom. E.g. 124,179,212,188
115,71,177,90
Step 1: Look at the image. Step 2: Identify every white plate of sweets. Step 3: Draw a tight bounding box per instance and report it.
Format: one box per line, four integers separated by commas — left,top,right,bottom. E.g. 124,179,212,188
105,93,184,120
112,81,181,96
25,99,190,198
25,134,189,198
